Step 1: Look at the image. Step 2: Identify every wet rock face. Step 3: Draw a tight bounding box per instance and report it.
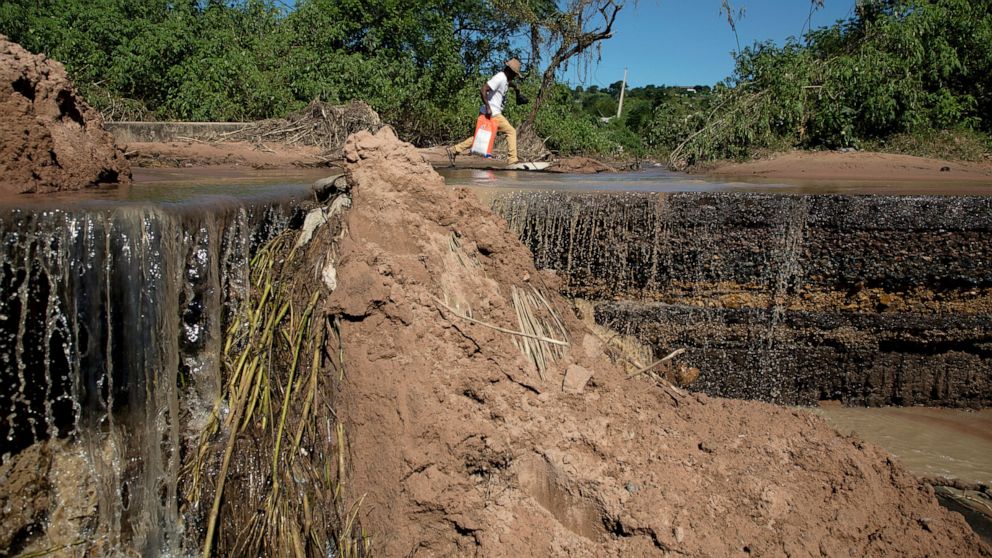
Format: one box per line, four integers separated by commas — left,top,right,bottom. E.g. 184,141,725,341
595,303,992,407
494,191,992,407
0,35,131,194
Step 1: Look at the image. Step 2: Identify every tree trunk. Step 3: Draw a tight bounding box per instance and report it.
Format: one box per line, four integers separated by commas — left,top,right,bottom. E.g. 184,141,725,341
529,24,541,69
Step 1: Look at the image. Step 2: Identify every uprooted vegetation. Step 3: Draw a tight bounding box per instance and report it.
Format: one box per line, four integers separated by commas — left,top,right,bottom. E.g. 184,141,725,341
181,177,370,557
222,101,383,160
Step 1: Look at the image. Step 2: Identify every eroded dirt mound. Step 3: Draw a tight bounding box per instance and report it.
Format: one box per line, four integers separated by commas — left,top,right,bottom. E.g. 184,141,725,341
331,128,990,556
0,35,130,194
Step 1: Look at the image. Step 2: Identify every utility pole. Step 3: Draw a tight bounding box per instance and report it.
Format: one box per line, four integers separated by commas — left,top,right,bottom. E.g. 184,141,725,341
616,67,628,119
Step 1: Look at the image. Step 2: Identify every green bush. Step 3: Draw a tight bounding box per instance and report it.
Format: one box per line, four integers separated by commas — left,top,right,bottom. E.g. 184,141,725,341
0,0,523,145
666,0,992,167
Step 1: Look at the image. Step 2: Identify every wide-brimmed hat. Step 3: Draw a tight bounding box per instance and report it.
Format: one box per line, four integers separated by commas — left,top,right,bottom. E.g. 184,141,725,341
505,59,522,76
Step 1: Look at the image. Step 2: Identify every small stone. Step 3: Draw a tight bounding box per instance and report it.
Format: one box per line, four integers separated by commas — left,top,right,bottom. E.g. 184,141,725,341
625,481,639,494
674,526,685,543
562,364,594,394
582,334,604,358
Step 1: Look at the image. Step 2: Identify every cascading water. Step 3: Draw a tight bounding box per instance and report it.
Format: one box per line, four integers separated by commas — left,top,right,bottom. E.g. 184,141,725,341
492,191,992,407
0,190,308,555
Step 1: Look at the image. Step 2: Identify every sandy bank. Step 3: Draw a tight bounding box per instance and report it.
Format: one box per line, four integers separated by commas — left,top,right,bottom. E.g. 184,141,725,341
125,139,336,169
704,150,992,183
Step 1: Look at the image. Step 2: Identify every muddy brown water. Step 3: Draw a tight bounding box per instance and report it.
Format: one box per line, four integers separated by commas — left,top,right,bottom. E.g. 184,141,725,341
815,406,992,485
440,166,992,195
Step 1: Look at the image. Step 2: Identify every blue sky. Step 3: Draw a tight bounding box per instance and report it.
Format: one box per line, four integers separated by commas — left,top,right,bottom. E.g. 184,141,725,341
562,0,857,88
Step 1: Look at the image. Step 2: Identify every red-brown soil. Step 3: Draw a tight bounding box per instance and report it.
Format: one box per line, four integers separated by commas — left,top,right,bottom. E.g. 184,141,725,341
705,150,992,183
330,128,990,556
0,36,130,195
126,140,332,169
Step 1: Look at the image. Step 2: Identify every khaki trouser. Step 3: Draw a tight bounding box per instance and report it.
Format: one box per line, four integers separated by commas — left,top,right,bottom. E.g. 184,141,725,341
453,114,518,164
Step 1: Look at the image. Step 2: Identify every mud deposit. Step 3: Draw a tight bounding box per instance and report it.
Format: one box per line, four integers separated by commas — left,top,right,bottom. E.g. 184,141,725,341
493,191,992,407
325,129,988,556
0,36,130,195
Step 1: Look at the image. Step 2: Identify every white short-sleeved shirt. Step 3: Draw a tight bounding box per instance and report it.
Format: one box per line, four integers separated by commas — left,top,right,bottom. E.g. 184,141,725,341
480,71,509,116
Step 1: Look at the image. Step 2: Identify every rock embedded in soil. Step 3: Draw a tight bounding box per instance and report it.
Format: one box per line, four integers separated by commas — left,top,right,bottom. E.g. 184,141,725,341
562,364,594,393
329,127,990,556
0,442,51,550
0,35,130,194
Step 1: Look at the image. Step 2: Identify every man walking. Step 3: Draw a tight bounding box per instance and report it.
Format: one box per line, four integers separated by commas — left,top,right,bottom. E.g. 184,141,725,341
452,58,525,165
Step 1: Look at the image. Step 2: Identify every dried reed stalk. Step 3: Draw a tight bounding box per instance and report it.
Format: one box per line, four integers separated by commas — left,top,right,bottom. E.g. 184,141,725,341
183,194,370,557
510,285,570,380
224,101,382,156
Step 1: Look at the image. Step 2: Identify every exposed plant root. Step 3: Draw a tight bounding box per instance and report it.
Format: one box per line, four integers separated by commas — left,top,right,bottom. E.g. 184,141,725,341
182,189,370,557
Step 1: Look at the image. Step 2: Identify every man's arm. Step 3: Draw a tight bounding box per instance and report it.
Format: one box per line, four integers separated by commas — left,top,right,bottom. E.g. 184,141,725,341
480,83,493,116
510,81,529,104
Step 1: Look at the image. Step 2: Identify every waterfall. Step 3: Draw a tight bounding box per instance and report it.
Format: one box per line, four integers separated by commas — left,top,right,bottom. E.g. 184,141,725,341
492,191,992,407
0,196,304,555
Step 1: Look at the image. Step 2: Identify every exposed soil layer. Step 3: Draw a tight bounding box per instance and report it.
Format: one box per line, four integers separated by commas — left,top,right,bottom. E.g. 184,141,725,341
597,302,992,407
0,36,130,195
704,150,992,183
126,140,333,169
330,128,989,556
493,191,992,407
0,442,51,550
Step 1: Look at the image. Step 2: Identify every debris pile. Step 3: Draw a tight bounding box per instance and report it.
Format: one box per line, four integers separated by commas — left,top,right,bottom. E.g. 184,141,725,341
226,100,382,158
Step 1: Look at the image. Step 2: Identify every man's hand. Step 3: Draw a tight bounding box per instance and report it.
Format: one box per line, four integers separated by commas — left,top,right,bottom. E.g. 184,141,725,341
483,104,493,117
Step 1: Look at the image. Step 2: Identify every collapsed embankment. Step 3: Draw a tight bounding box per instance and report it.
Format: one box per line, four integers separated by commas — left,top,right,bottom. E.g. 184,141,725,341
328,128,989,556
493,191,992,407
0,36,130,194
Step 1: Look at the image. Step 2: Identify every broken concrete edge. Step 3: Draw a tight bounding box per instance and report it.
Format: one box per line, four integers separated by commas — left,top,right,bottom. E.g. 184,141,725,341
312,173,349,201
